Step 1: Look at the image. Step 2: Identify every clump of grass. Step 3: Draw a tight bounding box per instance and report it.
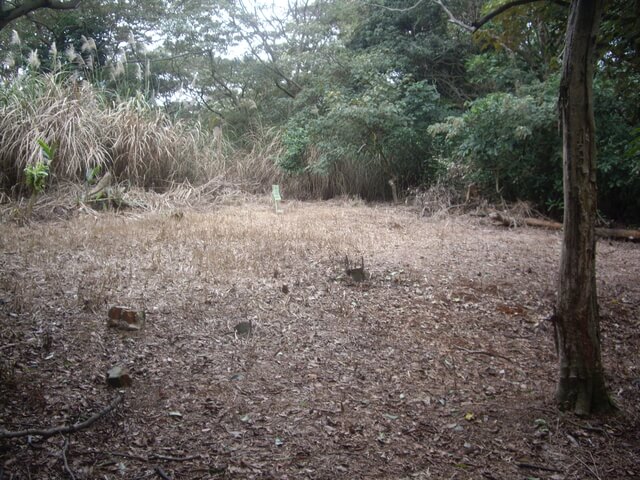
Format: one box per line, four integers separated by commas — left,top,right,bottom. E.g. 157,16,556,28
22,139,54,217
226,125,284,192
222,125,389,201
105,94,216,189
0,74,104,189
0,73,218,192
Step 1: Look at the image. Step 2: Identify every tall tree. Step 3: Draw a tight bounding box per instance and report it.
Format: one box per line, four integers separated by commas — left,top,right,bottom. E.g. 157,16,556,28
436,0,614,415
553,0,612,415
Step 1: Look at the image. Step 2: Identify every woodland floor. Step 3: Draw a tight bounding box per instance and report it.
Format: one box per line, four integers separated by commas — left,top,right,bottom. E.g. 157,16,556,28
0,197,639,480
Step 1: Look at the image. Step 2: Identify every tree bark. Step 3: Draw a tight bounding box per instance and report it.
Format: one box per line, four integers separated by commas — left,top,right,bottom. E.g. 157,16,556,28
555,0,613,415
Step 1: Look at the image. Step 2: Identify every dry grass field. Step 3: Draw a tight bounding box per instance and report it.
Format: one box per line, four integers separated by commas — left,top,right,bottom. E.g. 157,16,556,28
1,198,639,479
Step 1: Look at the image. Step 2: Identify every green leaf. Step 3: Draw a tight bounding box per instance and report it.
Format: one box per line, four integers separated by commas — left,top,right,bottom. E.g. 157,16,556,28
36,139,55,164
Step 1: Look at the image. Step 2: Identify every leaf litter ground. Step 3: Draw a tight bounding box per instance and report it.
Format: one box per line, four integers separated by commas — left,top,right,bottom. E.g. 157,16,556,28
0,199,639,479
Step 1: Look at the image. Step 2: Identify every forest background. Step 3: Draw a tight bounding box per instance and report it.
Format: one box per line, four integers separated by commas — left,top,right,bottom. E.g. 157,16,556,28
1,0,639,224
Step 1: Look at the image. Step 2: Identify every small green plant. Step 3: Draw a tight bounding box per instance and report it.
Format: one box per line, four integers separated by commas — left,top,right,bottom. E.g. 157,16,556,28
23,139,54,216
85,164,102,185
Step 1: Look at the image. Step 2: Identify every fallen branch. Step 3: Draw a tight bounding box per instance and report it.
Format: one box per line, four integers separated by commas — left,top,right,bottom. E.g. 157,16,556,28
595,226,640,241
453,346,514,364
489,212,640,241
108,451,148,462
0,395,123,440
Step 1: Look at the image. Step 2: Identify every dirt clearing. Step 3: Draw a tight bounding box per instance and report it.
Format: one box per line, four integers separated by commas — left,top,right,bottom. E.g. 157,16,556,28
1,199,639,479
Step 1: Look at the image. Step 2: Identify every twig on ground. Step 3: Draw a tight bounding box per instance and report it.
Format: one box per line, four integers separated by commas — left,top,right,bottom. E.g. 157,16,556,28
561,416,607,435
61,437,76,480
151,454,201,462
453,346,514,364
516,462,562,473
108,452,201,463
154,466,173,480
0,395,123,440
576,453,602,480
108,451,148,462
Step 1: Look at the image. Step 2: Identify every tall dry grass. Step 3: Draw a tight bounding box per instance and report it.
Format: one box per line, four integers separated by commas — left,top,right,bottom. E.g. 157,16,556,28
217,125,385,200
222,125,284,193
0,73,221,191
226,130,389,201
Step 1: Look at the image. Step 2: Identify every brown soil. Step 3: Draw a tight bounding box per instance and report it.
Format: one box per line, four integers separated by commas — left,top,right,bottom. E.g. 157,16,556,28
1,199,639,479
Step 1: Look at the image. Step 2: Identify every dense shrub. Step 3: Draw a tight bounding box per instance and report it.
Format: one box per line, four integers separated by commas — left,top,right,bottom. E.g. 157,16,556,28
429,81,562,213
429,77,640,222
278,75,448,200
593,79,640,223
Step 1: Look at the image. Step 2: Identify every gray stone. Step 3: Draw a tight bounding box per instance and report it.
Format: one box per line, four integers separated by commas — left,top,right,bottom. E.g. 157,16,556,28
234,321,252,336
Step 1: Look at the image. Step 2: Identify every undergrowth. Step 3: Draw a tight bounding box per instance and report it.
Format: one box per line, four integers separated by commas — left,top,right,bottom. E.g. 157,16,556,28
0,31,401,202
0,72,375,202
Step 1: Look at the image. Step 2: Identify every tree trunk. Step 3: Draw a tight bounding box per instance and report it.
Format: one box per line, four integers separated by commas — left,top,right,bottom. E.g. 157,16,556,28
555,0,613,415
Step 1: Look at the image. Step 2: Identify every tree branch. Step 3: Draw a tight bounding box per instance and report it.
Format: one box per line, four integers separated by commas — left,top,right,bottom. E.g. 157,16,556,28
431,0,569,33
231,1,302,97
432,0,474,32
0,0,81,31
0,395,123,440
365,0,426,12
471,0,569,31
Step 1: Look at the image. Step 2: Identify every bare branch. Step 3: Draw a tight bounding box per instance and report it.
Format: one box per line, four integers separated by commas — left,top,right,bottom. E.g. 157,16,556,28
206,51,242,108
431,0,569,33
471,0,569,31
61,437,77,480
228,3,302,97
433,0,474,32
365,0,425,12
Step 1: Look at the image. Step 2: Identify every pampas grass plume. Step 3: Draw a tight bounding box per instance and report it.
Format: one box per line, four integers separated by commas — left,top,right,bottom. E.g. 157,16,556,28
27,50,40,70
3,53,15,69
10,30,20,46
81,36,97,53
